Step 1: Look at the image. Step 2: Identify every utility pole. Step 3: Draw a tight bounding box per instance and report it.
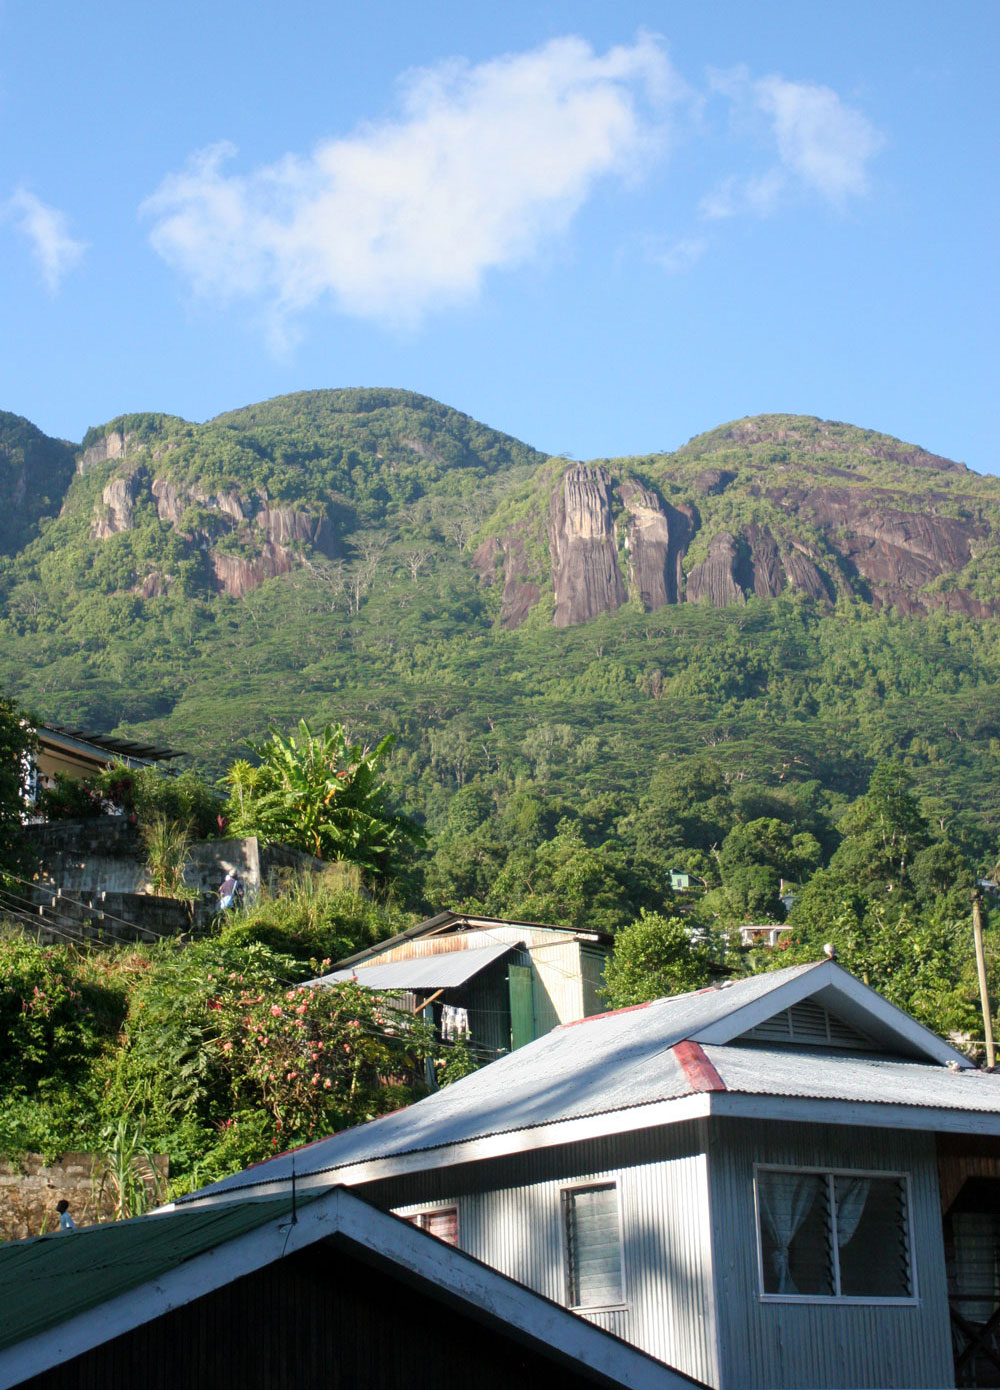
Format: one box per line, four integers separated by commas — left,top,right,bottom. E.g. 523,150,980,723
972,890,995,1070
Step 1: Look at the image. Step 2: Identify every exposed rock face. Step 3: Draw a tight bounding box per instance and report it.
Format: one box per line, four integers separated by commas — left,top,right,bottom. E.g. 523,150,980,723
781,541,833,601
91,469,147,539
91,468,338,597
744,524,783,598
694,468,735,496
254,505,336,555
620,480,693,609
211,546,296,599
137,572,170,599
775,486,984,610
79,429,135,472
498,534,540,628
550,466,626,628
472,531,543,628
471,536,501,586
686,533,746,607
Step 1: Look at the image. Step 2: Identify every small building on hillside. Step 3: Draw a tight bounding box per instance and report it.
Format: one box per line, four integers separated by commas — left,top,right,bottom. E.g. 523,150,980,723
305,911,613,1060
0,1187,694,1390
29,724,180,802
184,961,1000,1389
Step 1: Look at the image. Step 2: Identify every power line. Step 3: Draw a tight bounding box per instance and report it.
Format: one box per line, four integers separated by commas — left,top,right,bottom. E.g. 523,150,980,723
3,871,193,945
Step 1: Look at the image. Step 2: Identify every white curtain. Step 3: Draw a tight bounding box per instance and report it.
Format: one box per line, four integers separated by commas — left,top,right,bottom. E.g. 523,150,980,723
759,1172,819,1294
834,1177,871,1251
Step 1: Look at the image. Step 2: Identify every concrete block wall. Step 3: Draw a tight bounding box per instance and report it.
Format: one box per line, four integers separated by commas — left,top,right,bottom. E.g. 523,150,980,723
0,1152,168,1240
16,822,326,945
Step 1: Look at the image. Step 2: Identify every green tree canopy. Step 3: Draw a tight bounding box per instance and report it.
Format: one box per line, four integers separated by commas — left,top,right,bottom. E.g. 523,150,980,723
222,721,423,882
0,696,33,876
601,910,714,1008
829,760,930,895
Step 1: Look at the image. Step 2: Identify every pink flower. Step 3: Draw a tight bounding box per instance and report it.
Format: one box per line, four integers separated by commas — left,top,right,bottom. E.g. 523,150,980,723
270,1005,282,1017
295,1003,307,1015
222,1041,233,1051
323,1078,332,1089
287,1071,297,1080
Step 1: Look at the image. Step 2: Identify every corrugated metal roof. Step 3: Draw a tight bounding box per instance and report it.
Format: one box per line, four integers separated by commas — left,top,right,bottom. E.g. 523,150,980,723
186,961,1000,1203
335,911,612,969
307,942,513,991
0,1196,302,1352
707,1044,1000,1111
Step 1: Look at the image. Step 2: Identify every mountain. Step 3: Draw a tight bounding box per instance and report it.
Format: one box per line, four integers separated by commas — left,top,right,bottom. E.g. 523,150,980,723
0,412,77,557
3,389,1000,838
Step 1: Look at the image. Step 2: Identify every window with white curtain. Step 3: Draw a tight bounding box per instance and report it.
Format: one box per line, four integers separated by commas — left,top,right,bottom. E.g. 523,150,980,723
756,1166,913,1301
563,1183,624,1309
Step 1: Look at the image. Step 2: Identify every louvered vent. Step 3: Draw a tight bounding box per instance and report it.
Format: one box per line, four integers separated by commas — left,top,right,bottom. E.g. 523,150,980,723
741,999,875,1050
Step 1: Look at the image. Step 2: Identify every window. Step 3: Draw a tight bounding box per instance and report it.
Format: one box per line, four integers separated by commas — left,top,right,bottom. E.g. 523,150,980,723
756,1166,913,1301
564,1183,624,1309
403,1207,457,1245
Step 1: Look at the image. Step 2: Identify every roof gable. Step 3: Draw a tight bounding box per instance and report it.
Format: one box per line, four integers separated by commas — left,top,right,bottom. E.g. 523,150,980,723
688,961,970,1066
0,1188,697,1390
736,996,877,1050
180,961,994,1206
335,911,611,970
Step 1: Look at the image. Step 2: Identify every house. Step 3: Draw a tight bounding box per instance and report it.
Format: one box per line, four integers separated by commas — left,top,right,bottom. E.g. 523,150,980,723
737,923,793,949
178,960,1000,1389
0,1185,699,1390
29,724,180,801
306,911,613,1058
669,870,692,892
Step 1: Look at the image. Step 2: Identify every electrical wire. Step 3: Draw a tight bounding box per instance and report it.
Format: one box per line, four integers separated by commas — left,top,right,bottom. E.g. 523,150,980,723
0,882,164,947
4,871,193,945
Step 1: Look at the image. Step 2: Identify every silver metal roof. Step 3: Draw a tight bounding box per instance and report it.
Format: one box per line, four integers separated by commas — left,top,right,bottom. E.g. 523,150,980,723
706,1043,1000,1112
307,942,513,991
185,961,1000,1203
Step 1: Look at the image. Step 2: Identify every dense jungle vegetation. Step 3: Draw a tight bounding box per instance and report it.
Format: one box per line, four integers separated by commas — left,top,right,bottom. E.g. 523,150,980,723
3,389,1000,1207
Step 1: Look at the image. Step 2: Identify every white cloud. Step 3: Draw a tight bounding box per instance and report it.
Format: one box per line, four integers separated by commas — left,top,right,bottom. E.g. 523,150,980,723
143,34,681,330
5,188,86,291
755,75,885,204
649,235,707,275
699,70,884,221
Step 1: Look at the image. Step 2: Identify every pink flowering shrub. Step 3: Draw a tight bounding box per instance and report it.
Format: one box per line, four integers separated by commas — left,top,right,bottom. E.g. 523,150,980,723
214,977,435,1143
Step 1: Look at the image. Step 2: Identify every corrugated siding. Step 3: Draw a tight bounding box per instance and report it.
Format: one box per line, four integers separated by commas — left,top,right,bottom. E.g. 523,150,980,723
707,1118,954,1390
580,946,609,1018
386,1123,720,1387
532,941,584,1030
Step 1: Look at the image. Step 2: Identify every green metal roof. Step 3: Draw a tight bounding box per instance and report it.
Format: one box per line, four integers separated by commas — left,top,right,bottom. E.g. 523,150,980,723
0,1195,306,1352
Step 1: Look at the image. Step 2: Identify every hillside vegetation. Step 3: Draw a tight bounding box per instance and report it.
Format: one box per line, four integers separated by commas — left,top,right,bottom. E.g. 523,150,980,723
1,389,1000,843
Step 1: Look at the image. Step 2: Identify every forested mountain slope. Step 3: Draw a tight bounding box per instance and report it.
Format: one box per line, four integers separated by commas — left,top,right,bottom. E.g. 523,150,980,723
2,388,1000,843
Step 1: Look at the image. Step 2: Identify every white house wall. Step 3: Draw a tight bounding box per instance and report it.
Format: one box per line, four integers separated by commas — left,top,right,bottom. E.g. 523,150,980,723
706,1117,953,1390
386,1123,720,1387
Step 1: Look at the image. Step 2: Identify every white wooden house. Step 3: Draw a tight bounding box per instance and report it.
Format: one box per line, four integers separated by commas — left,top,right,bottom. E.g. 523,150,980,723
179,961,1000,1389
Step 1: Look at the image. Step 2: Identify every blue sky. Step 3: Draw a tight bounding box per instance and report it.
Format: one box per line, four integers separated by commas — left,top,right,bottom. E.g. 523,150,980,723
1,1,996,471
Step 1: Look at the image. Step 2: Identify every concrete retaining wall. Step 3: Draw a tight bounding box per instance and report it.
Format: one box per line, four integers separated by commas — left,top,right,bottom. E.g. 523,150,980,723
0,1152,168,1240
16,822,324,944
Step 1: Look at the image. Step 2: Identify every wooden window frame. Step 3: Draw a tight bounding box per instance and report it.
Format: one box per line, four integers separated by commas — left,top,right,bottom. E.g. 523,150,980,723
753,1163,918,1306
398,1203,458,1246
561,1180,627,1313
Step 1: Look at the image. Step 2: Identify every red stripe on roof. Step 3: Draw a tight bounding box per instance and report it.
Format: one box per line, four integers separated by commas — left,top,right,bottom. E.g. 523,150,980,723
559,1000,655,1029
673,1040,727,1093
